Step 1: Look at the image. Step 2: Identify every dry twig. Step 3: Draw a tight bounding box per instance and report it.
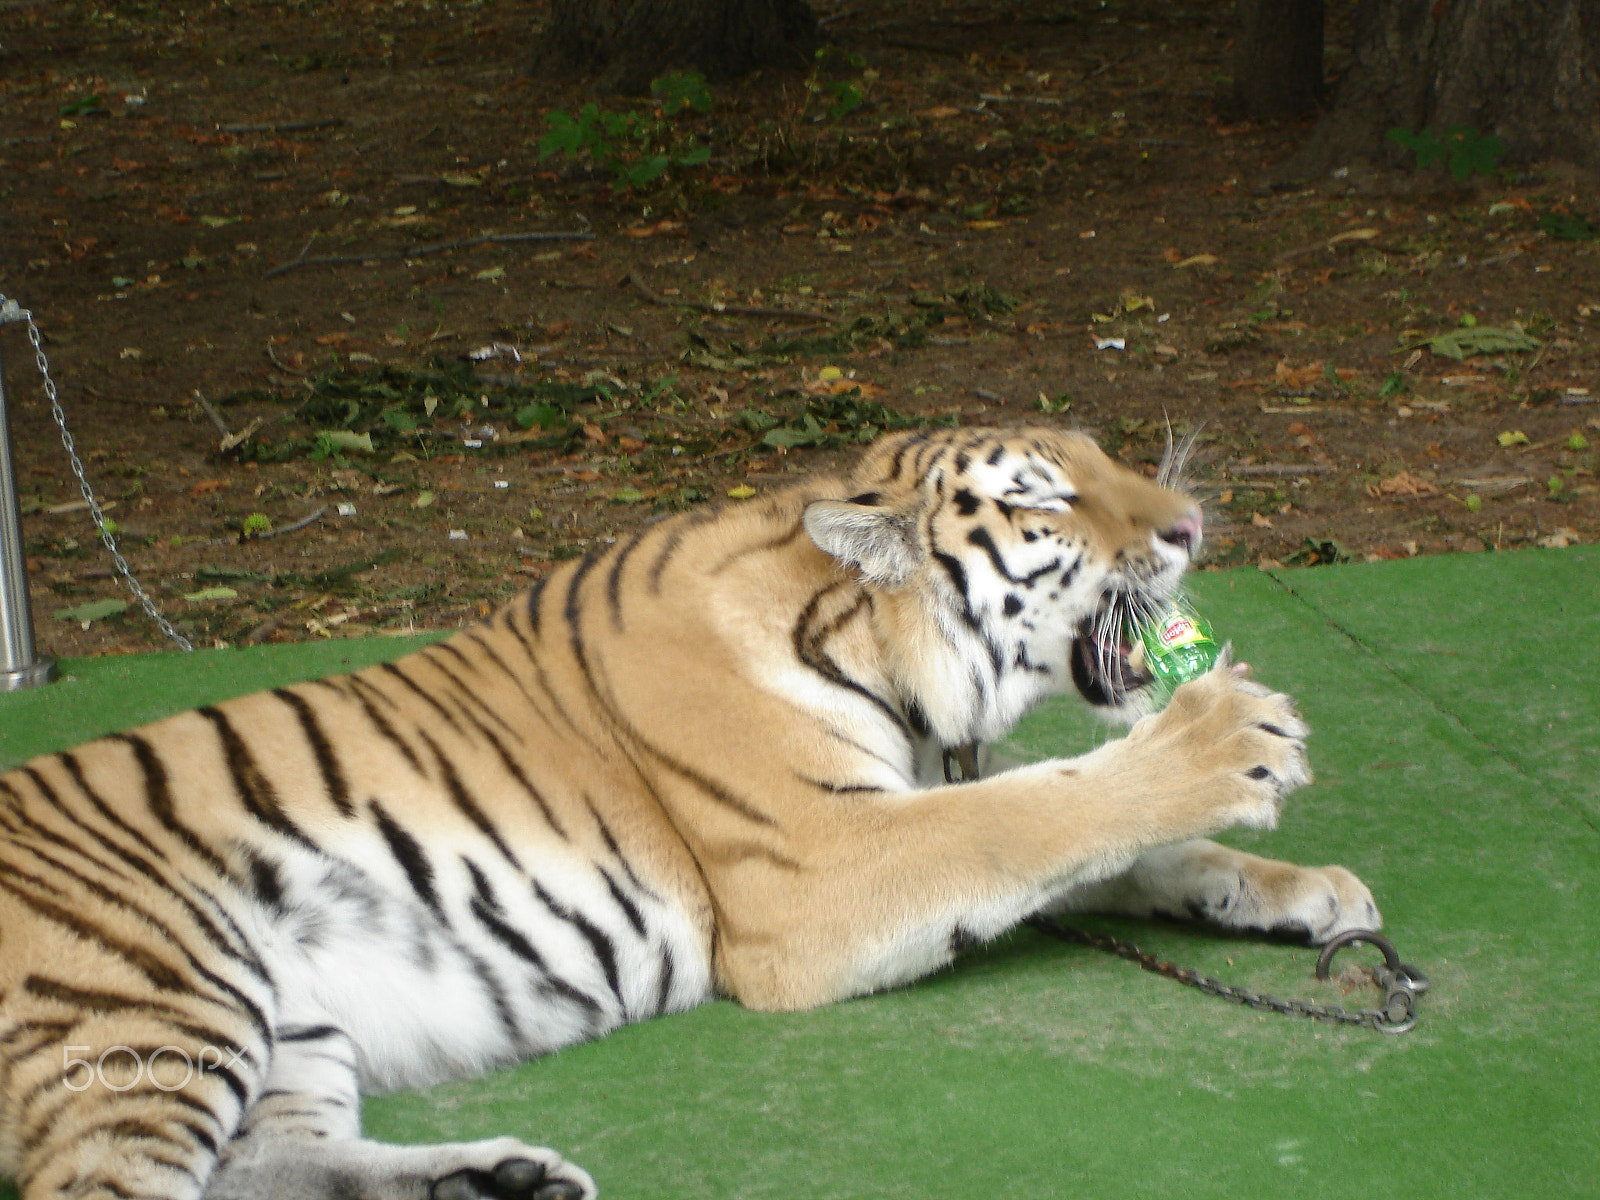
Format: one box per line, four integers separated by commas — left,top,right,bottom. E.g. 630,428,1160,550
625,271,834,323
265,230,596,278
247,506,329,541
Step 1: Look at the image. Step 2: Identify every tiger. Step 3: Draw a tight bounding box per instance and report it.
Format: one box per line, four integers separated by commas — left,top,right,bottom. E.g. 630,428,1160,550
0,425,1380,1200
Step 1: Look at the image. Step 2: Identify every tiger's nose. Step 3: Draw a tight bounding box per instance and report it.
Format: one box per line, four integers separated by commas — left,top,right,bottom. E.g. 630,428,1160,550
1159,512,1203,557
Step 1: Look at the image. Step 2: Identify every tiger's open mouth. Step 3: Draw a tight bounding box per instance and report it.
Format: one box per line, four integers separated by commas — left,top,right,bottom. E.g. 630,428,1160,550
1070,604,1153,707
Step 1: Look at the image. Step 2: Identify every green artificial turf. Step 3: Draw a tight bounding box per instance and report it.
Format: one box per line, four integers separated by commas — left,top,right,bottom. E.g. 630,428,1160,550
2,547,1595,1199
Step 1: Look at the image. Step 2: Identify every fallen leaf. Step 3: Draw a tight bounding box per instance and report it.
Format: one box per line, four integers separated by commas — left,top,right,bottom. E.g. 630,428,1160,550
473,266,506,282
1497,430,1530,447
1251,511,1274,528
921,106,963,119
1274,359,1325,389
190,479,227,497
727,484,757,500
46,498,118,516
1539,527,1581,548
319,430,376,454
182,586,238,602
622,220,686,238
1371,470,1440,498
440,171,483,187
53,598,128,624
1173,253,1219,268
1413,326,1541,361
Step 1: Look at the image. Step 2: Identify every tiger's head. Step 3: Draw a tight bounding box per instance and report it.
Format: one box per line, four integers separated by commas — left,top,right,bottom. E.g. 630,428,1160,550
803,427,1203,748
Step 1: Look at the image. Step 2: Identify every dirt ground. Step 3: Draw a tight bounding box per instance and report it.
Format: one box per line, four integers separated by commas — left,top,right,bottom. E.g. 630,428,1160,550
3,0,1596,660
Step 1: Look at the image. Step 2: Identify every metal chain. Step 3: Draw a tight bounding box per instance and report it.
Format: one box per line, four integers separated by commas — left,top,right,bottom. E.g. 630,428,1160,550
1027,916,1427,1034
0,295,194,651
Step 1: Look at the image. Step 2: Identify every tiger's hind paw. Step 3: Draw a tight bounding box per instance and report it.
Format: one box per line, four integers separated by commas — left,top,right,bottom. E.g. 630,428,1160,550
432,1155,591,1200
207,1136,596,1200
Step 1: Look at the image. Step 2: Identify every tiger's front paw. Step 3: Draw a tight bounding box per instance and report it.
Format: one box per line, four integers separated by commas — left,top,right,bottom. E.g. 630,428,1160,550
430,1142,596,1200
1181,850,1382,943
1146,663,1312,834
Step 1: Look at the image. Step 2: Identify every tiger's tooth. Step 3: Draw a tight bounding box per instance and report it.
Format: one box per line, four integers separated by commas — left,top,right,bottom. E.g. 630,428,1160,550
1127,639,1146,673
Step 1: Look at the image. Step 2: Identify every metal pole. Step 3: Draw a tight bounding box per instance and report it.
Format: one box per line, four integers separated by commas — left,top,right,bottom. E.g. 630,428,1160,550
0,312,59,690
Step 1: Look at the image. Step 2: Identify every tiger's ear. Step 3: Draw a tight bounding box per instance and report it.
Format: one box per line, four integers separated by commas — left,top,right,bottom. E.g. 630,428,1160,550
803,498,921,586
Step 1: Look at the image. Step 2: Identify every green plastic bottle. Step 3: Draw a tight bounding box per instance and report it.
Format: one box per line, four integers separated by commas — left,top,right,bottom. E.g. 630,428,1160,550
1130,594,1220,704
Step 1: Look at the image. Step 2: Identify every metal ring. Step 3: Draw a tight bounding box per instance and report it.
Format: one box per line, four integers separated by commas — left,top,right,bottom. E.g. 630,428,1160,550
1314,929,1402,981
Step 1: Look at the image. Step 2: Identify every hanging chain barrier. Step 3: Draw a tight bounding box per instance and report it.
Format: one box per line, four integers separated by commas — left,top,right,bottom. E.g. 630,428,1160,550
0,295,194,652
1027,916,1429,1034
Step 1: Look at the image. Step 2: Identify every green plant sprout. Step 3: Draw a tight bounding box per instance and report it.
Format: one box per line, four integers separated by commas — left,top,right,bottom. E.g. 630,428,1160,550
538,71,713,190
1386,125,1507,180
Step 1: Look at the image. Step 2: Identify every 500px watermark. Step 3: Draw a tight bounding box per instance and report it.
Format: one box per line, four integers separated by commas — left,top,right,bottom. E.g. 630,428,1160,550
63,1045,246,1092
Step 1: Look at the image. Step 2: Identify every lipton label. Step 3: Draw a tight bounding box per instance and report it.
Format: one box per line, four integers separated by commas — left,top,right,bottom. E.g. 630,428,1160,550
1158,615,1205,649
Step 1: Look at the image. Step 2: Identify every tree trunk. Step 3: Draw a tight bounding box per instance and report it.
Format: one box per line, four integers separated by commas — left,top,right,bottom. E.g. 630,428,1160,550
1288,0,1600,175
535,0,821,93
1233,0,1325,118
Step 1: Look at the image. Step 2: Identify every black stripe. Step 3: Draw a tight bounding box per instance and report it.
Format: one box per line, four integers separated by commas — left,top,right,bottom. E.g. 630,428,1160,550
7,859,273,1043
525,575,549,636
2,873,185,990
377,660,466,737
0,1018,76,1051
244,849,287,914
965,525,1054,587
14,763,261,975
889,432,928,478
605,525,653,629
654,945,676,1015
587,800,660,902
531,879,625,1011
18,978,251,1068
706,515,809,576
52,754,169,861
196,707,315,848
416,730,527,868
719,841,804,871
108,735,228,875
369,799,442,917
792,582,909,736
491,615,594,744
419,646,525,743
474,718,570,840
931,551,981,629
597,865,648,938
462,863,605,1023
653,751,781,829
798,775,884,795
345,674,425,773
563,548,604,665
644,507,719,595
0,834,231,983
271,689,354,817
458,628,559,731
824,724,907,776
276,1024,346,1043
